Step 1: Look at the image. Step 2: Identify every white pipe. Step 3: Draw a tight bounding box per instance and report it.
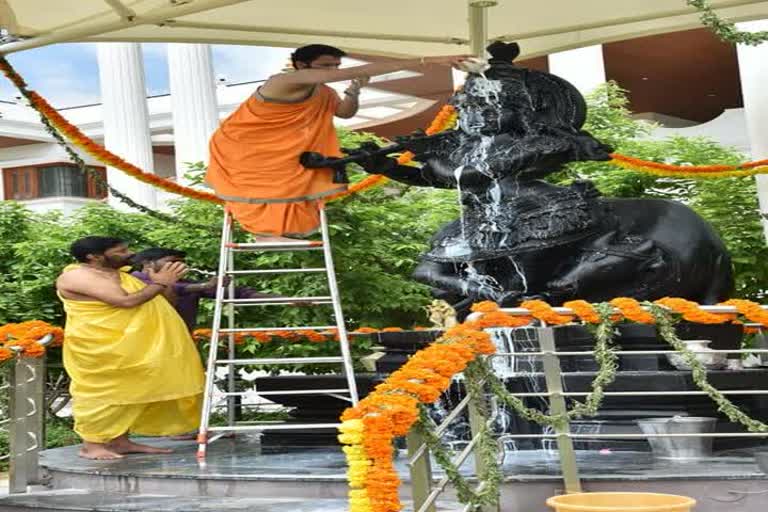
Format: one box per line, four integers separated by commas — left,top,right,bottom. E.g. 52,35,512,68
167,20,467,45
102,0,136,20
468,0,497,57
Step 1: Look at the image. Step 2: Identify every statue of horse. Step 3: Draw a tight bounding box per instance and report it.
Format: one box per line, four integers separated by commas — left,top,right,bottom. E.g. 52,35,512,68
346,42,734,310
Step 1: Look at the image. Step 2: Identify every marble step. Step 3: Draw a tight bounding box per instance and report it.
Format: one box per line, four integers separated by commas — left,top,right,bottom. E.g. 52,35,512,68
0,489,462,512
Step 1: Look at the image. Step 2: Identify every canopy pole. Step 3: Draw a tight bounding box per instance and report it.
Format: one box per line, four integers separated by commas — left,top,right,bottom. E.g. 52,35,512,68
468,1,497,57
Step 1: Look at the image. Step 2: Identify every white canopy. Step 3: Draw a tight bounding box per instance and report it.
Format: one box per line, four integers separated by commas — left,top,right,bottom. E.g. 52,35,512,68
1,0,768,58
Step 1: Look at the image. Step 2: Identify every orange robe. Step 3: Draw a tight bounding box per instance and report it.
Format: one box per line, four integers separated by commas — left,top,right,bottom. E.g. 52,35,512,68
206,85,347,235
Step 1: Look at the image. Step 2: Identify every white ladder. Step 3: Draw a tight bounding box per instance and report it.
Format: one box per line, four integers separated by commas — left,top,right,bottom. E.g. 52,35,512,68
196,207,359,460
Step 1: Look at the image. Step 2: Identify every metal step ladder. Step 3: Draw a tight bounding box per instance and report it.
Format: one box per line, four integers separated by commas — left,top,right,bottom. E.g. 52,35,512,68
196,206,359,460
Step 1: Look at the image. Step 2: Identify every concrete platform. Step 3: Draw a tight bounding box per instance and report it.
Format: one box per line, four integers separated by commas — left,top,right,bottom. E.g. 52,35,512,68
0,489,349,512
0,489,464,512
0,438,766,511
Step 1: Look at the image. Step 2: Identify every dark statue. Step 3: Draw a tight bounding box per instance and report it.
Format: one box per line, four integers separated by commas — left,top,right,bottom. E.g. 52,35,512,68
306,42,733,311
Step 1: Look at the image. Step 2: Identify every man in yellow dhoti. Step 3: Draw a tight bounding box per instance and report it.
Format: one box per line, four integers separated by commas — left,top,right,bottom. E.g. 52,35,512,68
56,236,205,460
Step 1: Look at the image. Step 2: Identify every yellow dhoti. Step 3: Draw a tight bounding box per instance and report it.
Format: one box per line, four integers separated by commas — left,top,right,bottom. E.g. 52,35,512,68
71,396,201,443
59,266,205,443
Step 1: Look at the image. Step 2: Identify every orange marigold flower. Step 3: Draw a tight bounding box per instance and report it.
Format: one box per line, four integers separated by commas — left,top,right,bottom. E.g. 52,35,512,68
192,329,212,342
609,297,655,324
353,327,379,334
0,347,13,362
563,300,600,324
381,327,404,333
296,329,326,343
655,297,728,324
0,323,21,342
470,300,500,313
250,332,271,343
465,311,532,329
442,324,477,338
377,380,442,403
48,328,65,347
520,300,574,325
22,343,46,358
720,299,768,327
6,338,34,350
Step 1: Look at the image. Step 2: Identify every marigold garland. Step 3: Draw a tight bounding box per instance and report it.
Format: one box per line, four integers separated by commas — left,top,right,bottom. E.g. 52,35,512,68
466,310,533,329
519,299,574,325
0,55,457,206
720,299,768,327
562,300,601,324
0,320,63,362
609,153,768,179
191,326,436,346
469,300,500,313
339,321,496,512
339,296,768,512
653,297,731,324
610,297,655,324
5,54,768,212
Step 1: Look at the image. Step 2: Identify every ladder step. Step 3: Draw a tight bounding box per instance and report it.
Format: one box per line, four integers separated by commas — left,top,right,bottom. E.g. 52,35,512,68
222,389,350,397
226,241,323,252
226,268,326,275
209,423,340,432
221,296,333,306
218,326,337,333
216,356,344,365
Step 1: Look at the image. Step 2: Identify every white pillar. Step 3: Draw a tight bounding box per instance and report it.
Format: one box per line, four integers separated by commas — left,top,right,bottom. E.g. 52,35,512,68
548,45,606,94
96,42,157,210
737,20,768,242
167,43,219,184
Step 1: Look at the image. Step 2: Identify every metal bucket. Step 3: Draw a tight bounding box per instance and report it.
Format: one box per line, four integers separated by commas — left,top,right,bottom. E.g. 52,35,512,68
756,451,768,474
636,417,717,459
754,332,768,366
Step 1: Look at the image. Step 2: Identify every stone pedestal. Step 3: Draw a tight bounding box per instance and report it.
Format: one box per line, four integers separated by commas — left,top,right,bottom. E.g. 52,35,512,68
252,374,384,447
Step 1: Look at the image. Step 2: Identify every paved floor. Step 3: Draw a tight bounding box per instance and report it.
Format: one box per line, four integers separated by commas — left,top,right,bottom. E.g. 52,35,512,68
0,489,464,512
39,437,768,482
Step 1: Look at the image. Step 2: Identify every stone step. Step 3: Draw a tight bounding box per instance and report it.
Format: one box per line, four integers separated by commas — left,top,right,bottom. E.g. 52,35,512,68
0,489,349,511
40,440,356,499
0,489,463,512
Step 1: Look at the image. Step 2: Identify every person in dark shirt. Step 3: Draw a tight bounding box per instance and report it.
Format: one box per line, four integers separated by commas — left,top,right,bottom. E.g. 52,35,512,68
131,248,277,331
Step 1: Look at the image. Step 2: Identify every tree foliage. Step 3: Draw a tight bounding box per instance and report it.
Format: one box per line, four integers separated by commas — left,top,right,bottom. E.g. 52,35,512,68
556,82,767,300
0,129,458,329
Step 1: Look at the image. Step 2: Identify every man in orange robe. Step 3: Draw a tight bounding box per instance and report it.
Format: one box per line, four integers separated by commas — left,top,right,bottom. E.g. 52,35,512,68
206,44,468,241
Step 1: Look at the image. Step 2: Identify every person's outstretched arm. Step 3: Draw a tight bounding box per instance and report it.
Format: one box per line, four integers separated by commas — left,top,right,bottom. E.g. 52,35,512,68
57,263,187,308
354,141,492,189
267,55,469,88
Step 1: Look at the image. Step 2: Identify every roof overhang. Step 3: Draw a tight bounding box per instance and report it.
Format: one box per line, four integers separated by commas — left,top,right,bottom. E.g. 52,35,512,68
1,1,768,58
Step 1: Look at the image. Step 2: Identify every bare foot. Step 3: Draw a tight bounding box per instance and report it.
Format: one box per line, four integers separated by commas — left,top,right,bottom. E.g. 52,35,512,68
108,436,173,455
79,443,124,460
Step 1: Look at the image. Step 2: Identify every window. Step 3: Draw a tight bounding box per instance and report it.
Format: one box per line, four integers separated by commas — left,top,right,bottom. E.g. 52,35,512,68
2,164,107,200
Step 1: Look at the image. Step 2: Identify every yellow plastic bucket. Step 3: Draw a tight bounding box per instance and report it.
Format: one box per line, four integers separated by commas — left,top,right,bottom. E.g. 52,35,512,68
546,492,696,512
